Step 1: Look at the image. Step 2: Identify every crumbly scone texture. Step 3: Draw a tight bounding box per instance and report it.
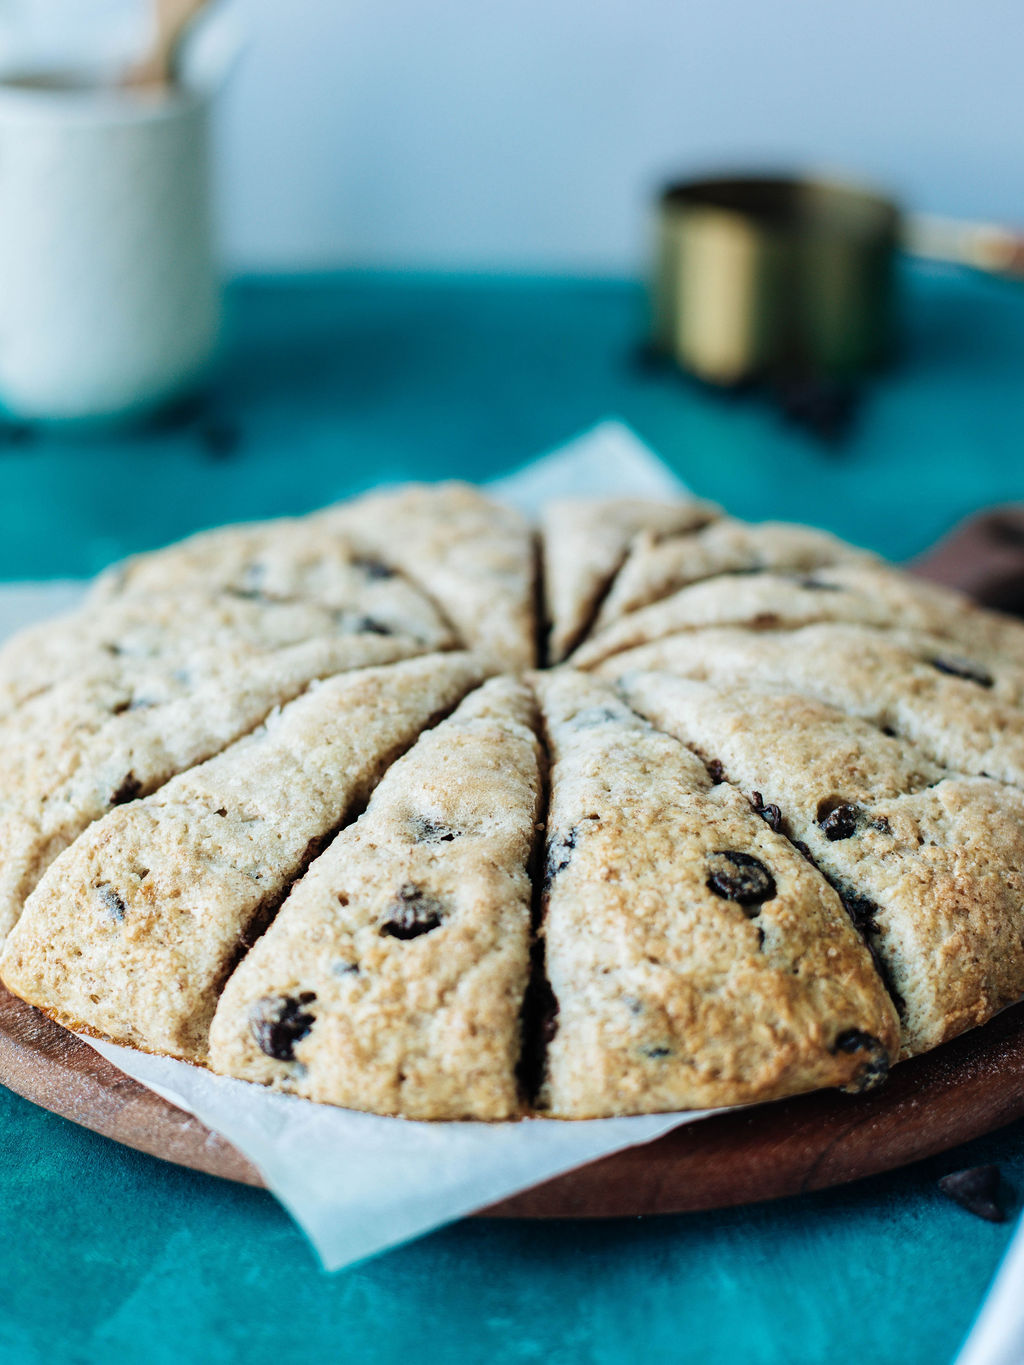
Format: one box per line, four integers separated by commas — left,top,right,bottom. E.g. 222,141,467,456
596,623,1024,788
618,672,1024,1057
0,634,423,942
4,489,1024,1119
532,670,899,1116
592,518,876,635
319,482,537,672
541,496,719,662
209,677,543,1119
0,654,487,1060
571,561,1024,669
89,520,456,651
0,586,451,722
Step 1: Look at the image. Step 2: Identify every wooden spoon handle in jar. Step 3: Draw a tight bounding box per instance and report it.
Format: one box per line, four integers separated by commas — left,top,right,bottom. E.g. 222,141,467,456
122,0,212,89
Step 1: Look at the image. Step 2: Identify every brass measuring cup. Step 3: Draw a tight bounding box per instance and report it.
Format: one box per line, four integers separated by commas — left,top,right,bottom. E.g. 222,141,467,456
654,174,1024,386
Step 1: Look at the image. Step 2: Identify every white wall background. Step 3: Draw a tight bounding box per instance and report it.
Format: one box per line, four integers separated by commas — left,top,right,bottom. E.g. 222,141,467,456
3,0,1023,274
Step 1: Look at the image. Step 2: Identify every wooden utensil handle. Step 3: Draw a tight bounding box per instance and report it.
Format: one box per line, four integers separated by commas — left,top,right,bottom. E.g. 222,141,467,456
910,506,1024,614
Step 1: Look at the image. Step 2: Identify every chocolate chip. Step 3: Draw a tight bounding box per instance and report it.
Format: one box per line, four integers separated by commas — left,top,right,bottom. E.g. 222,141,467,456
750,791,782,832
796,577,843,592
379,883,446,939
543,817,599,888
249,993,317,1061
353,616,393,636
790,838,820,870
411,817,460,845
109,772,142,806
820,803,859,841
930,656,994,688
642,1045,672,1059
835,885,880,936
706,758,726,785
544,829,577,887
96,882,126,922
706,851,776,910
871,815,891,835
938,1165,1007,1222
571,705,620,729
833,1029,890,1092
352,557,395,581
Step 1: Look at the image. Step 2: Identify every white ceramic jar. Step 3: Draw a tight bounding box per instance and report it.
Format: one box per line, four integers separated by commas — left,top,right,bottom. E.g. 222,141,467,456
0,75,219,422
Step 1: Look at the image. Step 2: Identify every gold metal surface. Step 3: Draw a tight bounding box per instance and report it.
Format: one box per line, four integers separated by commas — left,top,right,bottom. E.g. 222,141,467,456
654,175,900,384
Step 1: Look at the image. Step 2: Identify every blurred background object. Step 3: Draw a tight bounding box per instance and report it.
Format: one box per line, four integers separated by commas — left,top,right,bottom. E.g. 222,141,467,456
0,73,219,421
1,0,1020,275
0,0,1020,571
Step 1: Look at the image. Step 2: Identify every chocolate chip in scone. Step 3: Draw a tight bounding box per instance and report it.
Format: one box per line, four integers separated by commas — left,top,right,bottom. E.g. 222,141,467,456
835,884,881,936
833,1029,889,1092
818,802,859,841
930,656,994,689
352,616,394,637
109,772,142,806
352,556,395,581
543,816,599,888
796,577,843,592
379,883,446,939
750,791,783,832
544,829,577,887
411,817,460,845
938,1165,1007,1222
706,851,777,911
706,758,726,785
641,1045,672,1059
249,992,317,1061
95,882,127,922
571,705,621,729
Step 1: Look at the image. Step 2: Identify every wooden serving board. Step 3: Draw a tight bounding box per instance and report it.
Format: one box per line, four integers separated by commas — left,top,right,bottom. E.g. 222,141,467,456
2,510,1024,1217
3,981,1024,1218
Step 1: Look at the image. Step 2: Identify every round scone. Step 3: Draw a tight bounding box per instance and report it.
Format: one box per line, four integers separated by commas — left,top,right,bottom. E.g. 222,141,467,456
2,484,1024,1119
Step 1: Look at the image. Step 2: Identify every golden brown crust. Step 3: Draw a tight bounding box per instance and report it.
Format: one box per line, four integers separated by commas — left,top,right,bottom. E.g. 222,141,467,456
2,493,1024,1120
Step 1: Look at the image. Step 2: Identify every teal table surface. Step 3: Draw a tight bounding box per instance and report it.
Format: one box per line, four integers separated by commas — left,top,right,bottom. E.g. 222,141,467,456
2,266,1024,1365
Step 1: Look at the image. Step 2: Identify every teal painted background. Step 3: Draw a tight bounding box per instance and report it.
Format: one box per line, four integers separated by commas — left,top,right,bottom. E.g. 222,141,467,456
1,264,1023,1365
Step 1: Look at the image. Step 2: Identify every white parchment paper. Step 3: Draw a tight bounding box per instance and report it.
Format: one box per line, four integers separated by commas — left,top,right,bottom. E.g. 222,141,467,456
2,420,735,1271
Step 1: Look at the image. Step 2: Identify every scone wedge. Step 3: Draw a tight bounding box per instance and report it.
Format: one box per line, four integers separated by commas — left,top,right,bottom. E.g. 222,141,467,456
0,633,423,944
620,672,1024,1057
0,653,487,1060
322,482,537,671
531,670,899,1117
597,622,1024,789
90,519,456,650
592,518,875,635
209,677,543,1119
541,496,718,662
